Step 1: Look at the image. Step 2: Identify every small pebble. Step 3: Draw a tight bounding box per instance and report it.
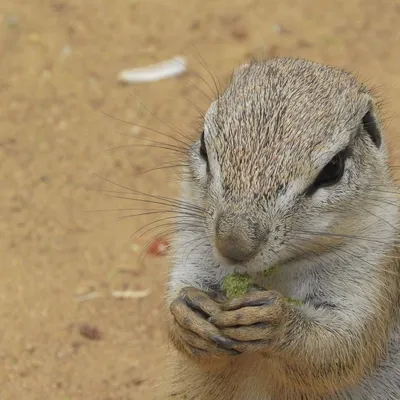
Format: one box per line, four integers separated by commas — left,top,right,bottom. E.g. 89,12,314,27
131,243,141,253
79,324,102,340
297,40,312,48
6,15,19,27
60,45,72,59
57,120,68,130
190,20,201,30
272,24,290,35
231,27,248,41
27,33,40,43
42,70,52,80
130,126,141,136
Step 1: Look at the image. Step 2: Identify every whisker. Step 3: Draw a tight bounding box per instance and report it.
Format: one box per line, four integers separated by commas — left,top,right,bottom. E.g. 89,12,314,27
180,48,219,99
191,44,221,97
117,210,199,221
291,236,400,277
180,95,207,120
183,238,212,266
111,135,189,151
130,211,203,236
99,193,198,213
90,174,205,213
363,195,399,208
137,220,204,239
341,200,398,231
292,236,378,271
293,229,399,245
290,236,399,280
137,163,189,176
130,96,193,144
92,191,203,216
183,78,214,103
87,207,176,213
105,143,188,155
97,109,191,147
367,185,400,194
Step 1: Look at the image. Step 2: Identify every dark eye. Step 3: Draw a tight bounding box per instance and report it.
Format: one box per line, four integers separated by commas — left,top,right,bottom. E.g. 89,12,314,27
200,131,208,162
314,151,346,188
307,150,346,195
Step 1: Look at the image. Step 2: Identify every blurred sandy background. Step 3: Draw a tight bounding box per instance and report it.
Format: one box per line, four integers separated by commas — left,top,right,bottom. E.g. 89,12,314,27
1,1,400,399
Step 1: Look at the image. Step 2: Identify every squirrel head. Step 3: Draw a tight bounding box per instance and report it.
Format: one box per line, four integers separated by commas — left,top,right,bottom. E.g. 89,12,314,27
183,58,397,272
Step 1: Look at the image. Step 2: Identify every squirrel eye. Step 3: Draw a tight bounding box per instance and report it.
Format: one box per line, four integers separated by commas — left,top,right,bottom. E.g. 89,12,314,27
314,151,345,189
199,131,208,162
306,150,346,195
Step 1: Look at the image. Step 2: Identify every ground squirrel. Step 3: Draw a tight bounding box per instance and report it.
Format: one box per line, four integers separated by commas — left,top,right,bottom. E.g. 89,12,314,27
160,58,400,399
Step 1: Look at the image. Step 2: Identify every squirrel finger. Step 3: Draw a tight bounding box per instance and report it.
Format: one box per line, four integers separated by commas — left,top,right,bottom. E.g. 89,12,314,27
220,323,275,342
221,291,281,311
209,304,283,328
170,297,239,349
177,327,241,356
180,287,222,317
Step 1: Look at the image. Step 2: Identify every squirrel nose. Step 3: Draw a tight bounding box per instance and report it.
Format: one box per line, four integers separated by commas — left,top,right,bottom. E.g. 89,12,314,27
214,212,262,262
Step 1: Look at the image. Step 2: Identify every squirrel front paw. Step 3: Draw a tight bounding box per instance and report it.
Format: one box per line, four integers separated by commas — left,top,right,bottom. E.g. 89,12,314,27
209,290,287,354
169,287,241,359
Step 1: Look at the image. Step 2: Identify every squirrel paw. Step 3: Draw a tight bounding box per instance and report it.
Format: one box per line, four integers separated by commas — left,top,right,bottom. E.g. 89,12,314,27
170,287,241,358
209,290,287,353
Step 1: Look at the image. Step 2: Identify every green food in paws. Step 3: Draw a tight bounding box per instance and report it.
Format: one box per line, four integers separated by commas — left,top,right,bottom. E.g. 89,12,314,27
222,269,303,306
222,273,253,299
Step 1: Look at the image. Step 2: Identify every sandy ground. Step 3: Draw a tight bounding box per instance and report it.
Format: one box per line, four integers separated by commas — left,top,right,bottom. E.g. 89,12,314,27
1,0,400,399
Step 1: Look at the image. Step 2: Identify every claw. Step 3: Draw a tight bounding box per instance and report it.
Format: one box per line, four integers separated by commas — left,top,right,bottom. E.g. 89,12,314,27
210,335,238,349
181,287,222,317
171,288,242,358
240,297,275,307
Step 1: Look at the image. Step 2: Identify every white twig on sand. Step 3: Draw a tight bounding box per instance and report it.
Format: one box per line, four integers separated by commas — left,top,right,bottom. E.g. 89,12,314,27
111,289,150,299
117,56,187,83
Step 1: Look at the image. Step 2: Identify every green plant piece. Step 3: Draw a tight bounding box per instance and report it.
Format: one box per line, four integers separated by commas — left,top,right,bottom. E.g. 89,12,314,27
262,265,280,278
222,273,253,299
284,297,303,306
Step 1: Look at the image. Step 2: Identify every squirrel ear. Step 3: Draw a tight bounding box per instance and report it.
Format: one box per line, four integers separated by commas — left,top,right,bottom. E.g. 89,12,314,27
362,102,382,149
233,63,250,77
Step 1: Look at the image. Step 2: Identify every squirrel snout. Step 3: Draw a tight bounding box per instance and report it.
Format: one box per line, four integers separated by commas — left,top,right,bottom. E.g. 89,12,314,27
214,213,262,262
